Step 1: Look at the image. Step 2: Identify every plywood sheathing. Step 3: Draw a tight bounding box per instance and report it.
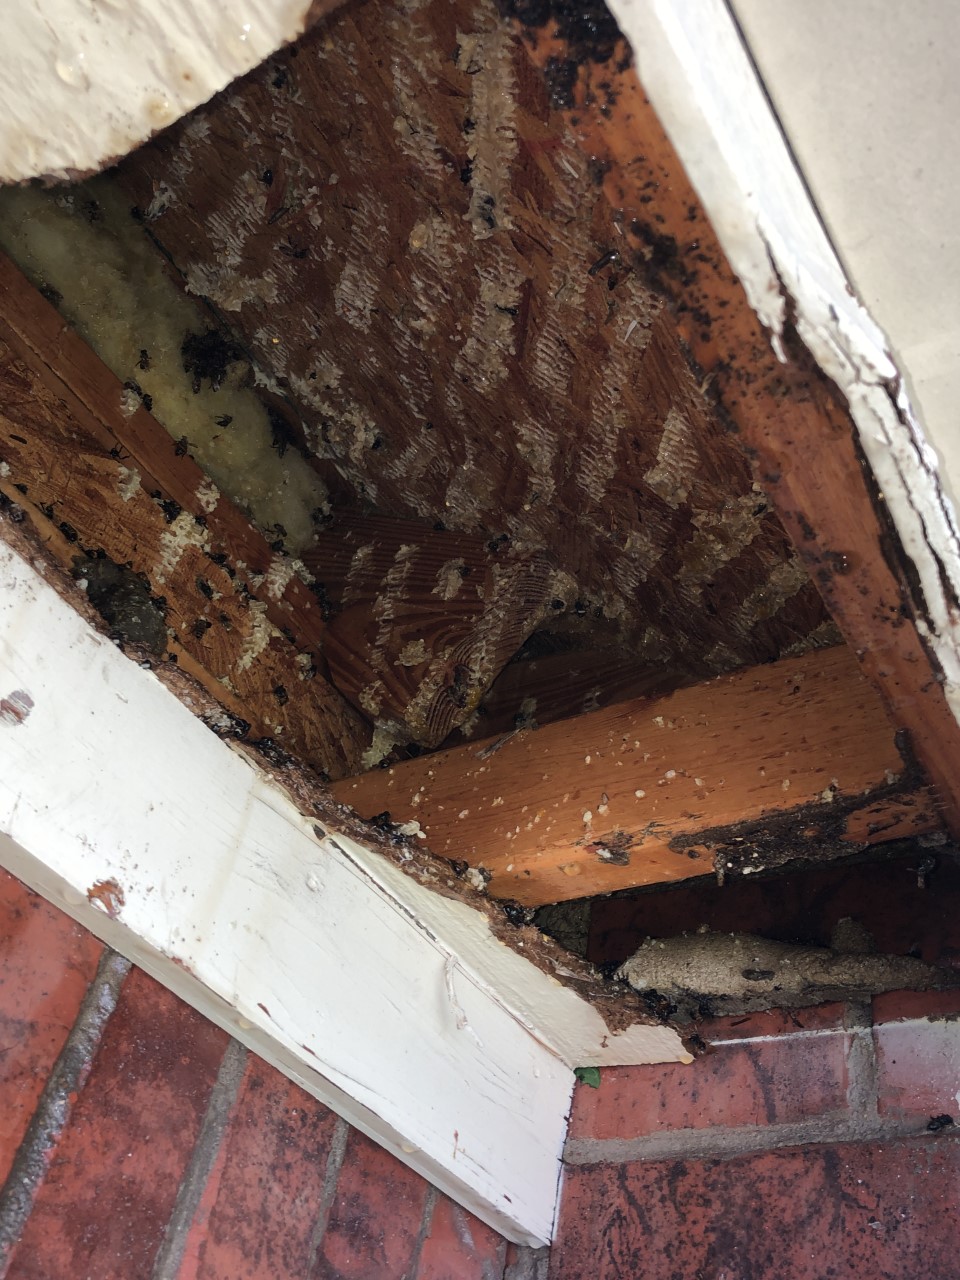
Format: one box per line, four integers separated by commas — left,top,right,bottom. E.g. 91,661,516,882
494,8,960,835
331,645,940,906
307,514,568,748
114,0,832,687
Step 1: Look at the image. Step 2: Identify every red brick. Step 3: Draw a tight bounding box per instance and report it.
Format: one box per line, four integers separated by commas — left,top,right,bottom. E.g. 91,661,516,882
569,1005,849,1140
185,1056,340,1280
5,966,229,1280
875,1016,960,1123
416,1195,506,1280
698,1003,846,1043
551,1137,960,1279
311,1128,430,1280
0,866,103,1184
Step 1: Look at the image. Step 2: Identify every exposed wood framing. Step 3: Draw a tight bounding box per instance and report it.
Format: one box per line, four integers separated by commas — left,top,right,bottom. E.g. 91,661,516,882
332,646,939,906
0,0,345,182
0,517,689,1247
505,7,960,836
0,254,337,674
0,253,369,779
2,0,954,1245
0,252,572,760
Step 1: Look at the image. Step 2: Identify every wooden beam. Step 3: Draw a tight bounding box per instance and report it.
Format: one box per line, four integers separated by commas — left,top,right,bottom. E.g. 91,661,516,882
0,253,336,679
0,519,689,1246
0,252,559,757
0,256,370,780
503,13,960,838
331,646,940,906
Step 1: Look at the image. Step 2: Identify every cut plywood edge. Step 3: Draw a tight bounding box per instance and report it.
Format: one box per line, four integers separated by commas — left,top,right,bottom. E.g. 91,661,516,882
0,532,687,1247
0,0,340,182
611,0,960,728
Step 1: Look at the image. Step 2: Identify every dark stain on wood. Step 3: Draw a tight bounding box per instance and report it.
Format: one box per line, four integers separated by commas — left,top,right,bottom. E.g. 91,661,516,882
677,782,932,885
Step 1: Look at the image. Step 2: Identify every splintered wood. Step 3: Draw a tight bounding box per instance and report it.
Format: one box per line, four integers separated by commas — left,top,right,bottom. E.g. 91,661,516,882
331,646,939,905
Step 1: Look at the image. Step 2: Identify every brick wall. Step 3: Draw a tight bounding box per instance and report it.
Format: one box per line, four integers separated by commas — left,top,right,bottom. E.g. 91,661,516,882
0,868,546,1280
5,854,960,1280
550,996,960,1278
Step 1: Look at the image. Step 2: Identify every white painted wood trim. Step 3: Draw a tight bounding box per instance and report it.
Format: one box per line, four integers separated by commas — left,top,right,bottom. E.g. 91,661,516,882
608,0,960,727
0,0,317,182
0,538,687,1246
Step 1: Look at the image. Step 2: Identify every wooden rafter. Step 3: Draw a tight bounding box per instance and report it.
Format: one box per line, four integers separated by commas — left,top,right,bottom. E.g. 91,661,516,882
0,253,567,761
0,254,371,780
331,645,940,906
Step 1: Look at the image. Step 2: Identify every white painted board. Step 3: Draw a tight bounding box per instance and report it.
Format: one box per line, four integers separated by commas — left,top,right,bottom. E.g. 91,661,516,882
0,0,317,182
0,538,687,1244
732,0,960,521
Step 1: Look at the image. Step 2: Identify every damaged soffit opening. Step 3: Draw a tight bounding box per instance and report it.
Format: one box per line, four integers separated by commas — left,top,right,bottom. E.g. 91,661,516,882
2,0,959,1244
0,0,839,760
0,0,943,849
1,0,957,901
0,0,951,921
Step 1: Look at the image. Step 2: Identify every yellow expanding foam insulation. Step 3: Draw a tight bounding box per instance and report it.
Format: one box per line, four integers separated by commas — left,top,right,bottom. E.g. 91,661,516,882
0,180,331,551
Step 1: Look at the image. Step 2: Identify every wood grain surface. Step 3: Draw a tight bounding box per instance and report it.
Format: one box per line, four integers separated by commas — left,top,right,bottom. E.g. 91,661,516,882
307,514,563,745
500,16,960,834
332,646,939,904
